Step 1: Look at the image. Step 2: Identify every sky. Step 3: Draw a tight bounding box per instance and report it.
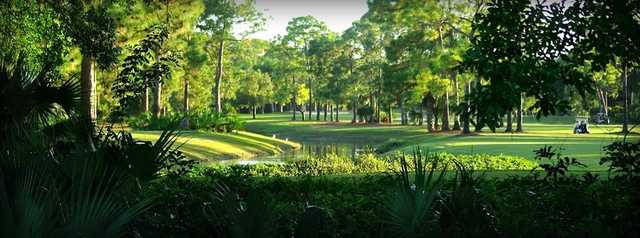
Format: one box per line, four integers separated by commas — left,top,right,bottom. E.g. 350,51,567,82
248,0,369,40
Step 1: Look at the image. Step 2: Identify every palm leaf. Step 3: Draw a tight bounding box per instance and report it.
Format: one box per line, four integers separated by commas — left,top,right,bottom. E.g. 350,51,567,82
0,54,80,146
0,154,149,238
386,149,447,238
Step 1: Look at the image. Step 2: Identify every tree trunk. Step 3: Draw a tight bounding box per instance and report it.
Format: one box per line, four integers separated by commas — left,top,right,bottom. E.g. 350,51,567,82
81,55,97,127
377,67,383,124
425,93,435,132
376,103,381,123
419,104,424,126
604,91,609,115
181,76,190,129
152,46,163,119
307,44,313,121
291,76,297,120
307,98,312,120
324,104,328,121
369,93,374,123
213,38,224,113
335,105,339,122
622,64,629,134
252,105,256,119
434,106,439,131
516,94,523,132
152,82,162,119
352,99,357,123
388,105,393,124
442,91,450,131
183,77,189,113
81,55,97,151
143,87,149,113
291,101,296,120
597,88,607,115
462,82,471,134
316,101,320,120
474,80,482,132
505,111,513,132
399,97,407,125
330,104,334,121
452,71,460,130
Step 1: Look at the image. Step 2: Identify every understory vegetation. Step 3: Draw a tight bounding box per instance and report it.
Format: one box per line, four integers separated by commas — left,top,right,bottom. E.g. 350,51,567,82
127,110,244,132
135,145,640,238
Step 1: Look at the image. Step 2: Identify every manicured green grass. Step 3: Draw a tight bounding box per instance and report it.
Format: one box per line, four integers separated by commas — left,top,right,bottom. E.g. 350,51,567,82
132,130,300,162
243,112,639,170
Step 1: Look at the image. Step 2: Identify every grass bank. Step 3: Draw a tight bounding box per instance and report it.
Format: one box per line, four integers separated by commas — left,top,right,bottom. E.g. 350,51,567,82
132,130,300,162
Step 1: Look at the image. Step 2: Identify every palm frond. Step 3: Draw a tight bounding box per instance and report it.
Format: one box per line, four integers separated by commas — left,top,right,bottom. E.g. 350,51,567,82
386,149,447,238
0,54,80,146
437,160,497,236
0,154,149,238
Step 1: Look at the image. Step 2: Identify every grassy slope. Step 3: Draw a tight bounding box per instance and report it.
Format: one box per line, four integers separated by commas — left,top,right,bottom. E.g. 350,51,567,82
132,130,300,162
243,113,639,169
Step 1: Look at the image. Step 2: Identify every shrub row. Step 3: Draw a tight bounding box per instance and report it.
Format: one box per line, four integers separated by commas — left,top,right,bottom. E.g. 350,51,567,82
193,152,537,177
135,170,640,237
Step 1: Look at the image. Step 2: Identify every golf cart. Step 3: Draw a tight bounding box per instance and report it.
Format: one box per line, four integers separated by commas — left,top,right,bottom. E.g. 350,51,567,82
573,116,590,134
592,112,609,124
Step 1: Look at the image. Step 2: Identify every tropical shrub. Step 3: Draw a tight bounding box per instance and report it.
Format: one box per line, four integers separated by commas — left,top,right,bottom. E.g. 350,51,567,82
0,54,153,237
126,112,182,130
436,161,498,237
136,146,640,237
533,145,586,180
136,171,394,237
600,140,640,179
0,132,152,238
97,127,198,180
0,54,80,148
384,151,445,237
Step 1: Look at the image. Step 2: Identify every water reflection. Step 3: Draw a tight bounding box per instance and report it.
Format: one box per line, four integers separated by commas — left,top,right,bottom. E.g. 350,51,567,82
218,143,375,165
276,143,370,159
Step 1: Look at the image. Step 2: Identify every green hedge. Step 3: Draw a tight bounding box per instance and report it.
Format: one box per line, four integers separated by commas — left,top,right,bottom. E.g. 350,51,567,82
131,151,640,237
134,172,640,237
192,152,536,177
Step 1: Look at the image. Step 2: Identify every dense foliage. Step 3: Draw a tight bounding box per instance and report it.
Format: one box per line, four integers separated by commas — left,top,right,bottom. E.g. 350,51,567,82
3,0,637,132
193,152,535,177
135,153,640,237
127,110,244,132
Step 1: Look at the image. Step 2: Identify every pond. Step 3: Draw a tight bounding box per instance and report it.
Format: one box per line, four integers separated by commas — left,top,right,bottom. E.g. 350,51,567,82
218,143,376,165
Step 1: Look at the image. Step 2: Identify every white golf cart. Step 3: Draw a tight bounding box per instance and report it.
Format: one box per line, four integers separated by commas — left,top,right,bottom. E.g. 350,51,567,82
573,116,590,134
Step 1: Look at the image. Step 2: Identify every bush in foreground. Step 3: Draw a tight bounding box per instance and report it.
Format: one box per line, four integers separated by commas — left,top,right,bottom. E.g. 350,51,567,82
133,149,640,237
